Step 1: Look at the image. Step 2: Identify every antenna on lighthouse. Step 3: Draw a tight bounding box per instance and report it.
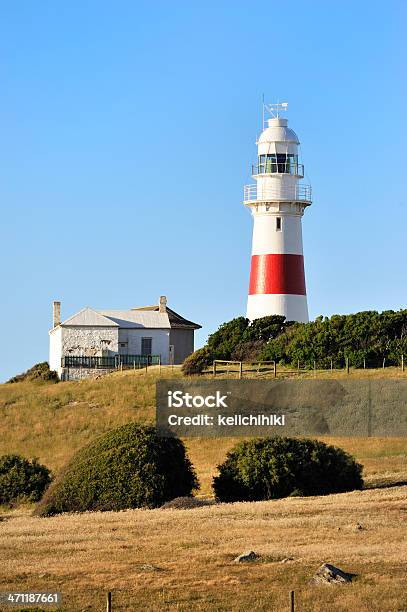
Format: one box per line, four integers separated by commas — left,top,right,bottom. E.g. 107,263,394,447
262,101,289,129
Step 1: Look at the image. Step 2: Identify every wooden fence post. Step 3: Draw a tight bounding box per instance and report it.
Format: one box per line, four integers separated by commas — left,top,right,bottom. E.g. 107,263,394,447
313,360,316,376
106,592,112,612
346,357,349,374
273,361,277,378
239,361,243,379
289,590,295,612
402,354,405,372
297,359,300,372
213,361,216,377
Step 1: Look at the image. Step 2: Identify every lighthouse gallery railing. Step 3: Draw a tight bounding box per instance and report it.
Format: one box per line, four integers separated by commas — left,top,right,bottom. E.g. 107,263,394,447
243,183,312,203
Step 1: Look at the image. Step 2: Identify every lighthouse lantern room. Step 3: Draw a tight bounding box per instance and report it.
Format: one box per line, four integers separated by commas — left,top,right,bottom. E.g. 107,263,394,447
244,102,312,323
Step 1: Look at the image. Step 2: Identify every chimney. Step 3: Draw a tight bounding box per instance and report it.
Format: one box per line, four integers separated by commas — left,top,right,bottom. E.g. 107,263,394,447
53,301,61,327
159,295,167,313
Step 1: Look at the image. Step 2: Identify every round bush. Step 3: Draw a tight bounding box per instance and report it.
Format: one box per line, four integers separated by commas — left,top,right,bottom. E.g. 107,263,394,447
213,437,363,502
8,361,58,384
0,455,52,504
36,423,198,516
181,347,211,375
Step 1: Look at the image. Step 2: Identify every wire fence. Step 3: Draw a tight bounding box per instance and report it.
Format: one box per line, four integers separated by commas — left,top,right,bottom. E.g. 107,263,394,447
212,360,277,378
210,355,406,378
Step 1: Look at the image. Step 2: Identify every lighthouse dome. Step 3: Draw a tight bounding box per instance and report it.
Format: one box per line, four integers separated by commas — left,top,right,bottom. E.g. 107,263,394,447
257,117,299,145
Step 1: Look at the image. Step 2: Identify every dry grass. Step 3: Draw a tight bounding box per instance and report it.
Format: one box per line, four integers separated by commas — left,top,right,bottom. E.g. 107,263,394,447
0,368,406,610
0,368,171,471
0,486,406,611
0,368,406,494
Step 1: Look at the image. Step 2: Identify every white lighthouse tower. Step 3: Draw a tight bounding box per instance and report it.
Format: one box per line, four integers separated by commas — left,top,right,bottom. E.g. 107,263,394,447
244,103,312,322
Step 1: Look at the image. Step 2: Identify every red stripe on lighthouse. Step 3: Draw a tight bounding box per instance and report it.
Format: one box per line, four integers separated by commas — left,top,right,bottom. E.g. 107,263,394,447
249,254,306,295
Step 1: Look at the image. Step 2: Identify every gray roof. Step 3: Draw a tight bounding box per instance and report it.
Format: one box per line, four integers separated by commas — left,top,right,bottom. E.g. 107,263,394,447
99,310,171,329
61,308,119,327
54,305,201,331
131,305,201,330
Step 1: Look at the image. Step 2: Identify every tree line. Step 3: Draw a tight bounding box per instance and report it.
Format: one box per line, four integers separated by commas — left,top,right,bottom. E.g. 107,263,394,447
182,309,407,374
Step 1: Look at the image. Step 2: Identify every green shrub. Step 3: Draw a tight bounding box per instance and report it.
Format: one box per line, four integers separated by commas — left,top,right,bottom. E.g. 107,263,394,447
205,315,288,360
181,347,212,375
183,310,407,373
261,309,407,368
213,437,363,502
206,317,250,359
8,362,58,384
0,455,52,504
231,340,264,362
182,316,290,374
36,423,198,516
243,315,288,342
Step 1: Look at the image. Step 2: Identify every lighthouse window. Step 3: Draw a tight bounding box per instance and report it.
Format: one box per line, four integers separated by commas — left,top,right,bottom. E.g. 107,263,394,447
258,154,299,174
266,154,277,173
258,154,276,173
286,154,298,173
276,217,282,231
277,154,287,173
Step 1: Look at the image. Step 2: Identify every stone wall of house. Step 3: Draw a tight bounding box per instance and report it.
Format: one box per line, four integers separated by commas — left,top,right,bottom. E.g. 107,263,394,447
61,326,119,357
61,367,116,381
50,324,174,380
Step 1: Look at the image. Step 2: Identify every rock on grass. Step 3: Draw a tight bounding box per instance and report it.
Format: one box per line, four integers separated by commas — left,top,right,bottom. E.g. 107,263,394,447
311,563,356,585
234,551,258,563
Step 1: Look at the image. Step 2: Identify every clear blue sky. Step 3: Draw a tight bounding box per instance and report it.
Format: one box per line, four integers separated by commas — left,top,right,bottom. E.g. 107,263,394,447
0,1,406,382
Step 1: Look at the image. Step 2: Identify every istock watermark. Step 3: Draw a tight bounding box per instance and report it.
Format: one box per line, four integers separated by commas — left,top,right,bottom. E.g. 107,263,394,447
167,390,229,408
156,379,407,438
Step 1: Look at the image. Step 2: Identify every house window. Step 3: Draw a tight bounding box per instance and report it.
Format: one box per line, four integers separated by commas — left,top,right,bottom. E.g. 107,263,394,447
141,337,152,356
276,217,282,231
118,341,129,355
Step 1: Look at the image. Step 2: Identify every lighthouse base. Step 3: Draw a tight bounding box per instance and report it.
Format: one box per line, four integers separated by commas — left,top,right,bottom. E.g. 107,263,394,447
246,294,309,323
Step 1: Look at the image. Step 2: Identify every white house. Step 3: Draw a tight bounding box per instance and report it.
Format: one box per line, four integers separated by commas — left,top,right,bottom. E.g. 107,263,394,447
49,296,201,380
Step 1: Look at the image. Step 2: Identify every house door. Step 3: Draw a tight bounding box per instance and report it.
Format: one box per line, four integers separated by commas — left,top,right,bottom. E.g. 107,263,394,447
169,344,175,365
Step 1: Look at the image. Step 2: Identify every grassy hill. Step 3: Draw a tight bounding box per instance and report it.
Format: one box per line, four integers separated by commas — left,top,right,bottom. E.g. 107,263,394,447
0,367,406,610
0,367,406,494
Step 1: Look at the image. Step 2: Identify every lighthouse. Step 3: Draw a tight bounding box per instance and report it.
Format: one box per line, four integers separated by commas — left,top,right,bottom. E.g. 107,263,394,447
244,103,312,323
